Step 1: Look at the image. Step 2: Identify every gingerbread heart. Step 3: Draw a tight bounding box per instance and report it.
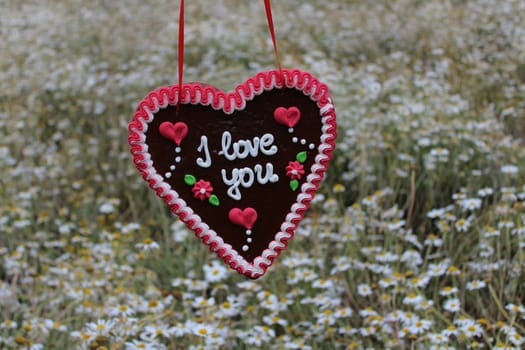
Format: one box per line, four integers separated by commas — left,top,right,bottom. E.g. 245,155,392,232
128,69,336,279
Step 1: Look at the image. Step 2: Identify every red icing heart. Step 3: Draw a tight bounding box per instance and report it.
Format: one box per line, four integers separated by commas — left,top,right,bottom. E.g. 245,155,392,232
228,207,258,229
273,106,301,128
159,121,188,146
128,69,336,279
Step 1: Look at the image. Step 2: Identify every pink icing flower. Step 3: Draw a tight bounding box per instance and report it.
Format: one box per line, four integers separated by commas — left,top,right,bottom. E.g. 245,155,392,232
192,180,213,200
286,161,305,180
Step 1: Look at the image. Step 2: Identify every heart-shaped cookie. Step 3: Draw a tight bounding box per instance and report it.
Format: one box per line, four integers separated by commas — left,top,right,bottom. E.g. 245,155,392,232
128,69,336,279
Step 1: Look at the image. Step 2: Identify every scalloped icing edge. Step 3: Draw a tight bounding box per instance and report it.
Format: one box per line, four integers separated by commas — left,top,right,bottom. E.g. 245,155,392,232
128,68,337,279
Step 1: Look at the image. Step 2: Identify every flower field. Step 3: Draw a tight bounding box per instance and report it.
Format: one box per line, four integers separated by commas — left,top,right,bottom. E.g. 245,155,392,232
1,0,525,349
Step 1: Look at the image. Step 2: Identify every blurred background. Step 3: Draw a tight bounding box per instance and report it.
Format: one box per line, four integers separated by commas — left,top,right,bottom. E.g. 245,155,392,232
1,1,525,349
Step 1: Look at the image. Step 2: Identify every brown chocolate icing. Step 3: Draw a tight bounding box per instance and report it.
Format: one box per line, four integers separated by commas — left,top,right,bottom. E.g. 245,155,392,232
145,87,322,261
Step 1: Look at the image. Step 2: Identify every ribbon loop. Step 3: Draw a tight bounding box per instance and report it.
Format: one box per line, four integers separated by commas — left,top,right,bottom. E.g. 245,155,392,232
177,0,284,94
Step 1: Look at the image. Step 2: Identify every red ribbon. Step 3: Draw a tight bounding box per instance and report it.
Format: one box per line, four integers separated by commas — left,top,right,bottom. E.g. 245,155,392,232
264,0,284,81
177,0,185,109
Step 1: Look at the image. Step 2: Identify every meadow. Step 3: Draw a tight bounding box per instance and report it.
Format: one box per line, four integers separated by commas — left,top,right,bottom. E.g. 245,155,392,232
1,0,525,349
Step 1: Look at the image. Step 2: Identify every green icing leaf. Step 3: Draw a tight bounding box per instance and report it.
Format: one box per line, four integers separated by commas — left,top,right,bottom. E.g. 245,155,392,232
290,180,299,191
184,174,196,186
296,151,307,163
208,194,220,206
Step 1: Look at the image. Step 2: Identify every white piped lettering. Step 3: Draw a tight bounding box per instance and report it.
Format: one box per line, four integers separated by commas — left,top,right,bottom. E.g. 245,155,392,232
218,131,278,161
221,163,279,200
196,135,211,168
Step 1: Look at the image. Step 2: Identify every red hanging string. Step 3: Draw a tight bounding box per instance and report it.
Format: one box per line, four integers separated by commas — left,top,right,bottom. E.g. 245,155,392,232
263,0,284,81
177,0,185,110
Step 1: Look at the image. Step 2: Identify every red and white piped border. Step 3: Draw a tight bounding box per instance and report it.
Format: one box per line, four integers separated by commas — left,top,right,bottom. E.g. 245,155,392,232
128,69,337,279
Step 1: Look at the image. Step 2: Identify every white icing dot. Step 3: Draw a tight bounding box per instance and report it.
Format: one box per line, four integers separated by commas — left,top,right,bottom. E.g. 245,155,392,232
199,188,206,194
247,237,252,243
288,128,294,133
300,139,306,145
291,170,298,175
175,156,181,163
170,165,176,170
309,143,315,150
165,172,172,178
246,230,252,235
292,137,298,143
242,245,249,252
175,147,181,153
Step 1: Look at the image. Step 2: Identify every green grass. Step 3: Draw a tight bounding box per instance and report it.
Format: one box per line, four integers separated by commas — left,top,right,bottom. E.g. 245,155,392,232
1,0,525,349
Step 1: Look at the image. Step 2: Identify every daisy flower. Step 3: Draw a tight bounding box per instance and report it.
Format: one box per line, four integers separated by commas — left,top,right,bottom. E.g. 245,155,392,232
357,284,373,296
443,298,461,313
466,280,487,291
203,260,229,283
